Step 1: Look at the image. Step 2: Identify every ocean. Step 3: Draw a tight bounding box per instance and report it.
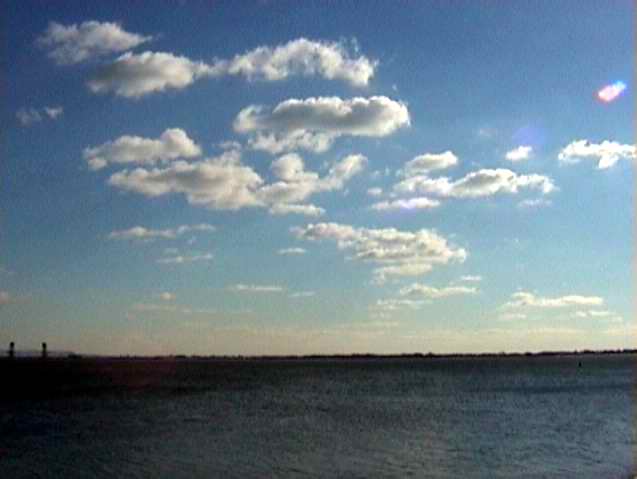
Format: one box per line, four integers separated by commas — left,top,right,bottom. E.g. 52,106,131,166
0,354,634,478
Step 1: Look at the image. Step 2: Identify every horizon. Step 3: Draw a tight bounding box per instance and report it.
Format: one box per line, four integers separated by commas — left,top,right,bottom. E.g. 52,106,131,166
2,1,634,356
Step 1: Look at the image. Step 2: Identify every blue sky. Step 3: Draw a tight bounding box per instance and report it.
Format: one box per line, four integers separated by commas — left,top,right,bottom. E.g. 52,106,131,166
2,1,634,355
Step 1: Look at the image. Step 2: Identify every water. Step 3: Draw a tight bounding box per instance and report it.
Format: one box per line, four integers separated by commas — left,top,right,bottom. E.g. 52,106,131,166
1,354,634,478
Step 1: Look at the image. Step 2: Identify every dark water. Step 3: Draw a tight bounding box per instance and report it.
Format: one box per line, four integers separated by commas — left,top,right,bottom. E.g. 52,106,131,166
1,354,635,478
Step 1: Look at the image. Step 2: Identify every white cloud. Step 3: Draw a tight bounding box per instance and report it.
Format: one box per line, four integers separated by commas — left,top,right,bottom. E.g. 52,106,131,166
209,38,376,87
370,298,426,313
108,224,215,241
290,291,315,298
234,96,410,154
367,187,383,197
498,312,527,321
503,291,604,309
401,151,458,176
107,151,365,215
371,197,440,211
87,51,214,98
517,198,552,209
158,292,175,301
37,21,152,65
157,253,213,264
16,106,63,126
292,222,467,284
399,283,478,299
0,291,10,305
505,145,533,162
395,168,556,198
278,247,307,255
459,275,482,282
558,140,635,169
229,284,285,293
84,128,202,170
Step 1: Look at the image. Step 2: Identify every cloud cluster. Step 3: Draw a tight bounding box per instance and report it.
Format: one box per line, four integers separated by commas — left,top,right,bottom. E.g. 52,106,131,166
399,283,477,298
37,21,151,65
16,106,63,126
234,96,410,154
503,291,604,309
108,150,366,216
395,168,555,198
84,128,202,170
400,151,458,176
505,145,533,162
291,222,467,283
558,140,635,169
108,224,215,241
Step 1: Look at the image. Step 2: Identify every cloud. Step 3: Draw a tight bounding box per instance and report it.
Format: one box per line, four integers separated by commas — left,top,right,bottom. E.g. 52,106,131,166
37,21,152,65
505,145,533,162
517,198,552,209
16,106,64,126
156,253,213,264
291,222,467,283
209,37,376,87
459,275,482,282
399,283,478,298
108,224,215,241
400,151,458,176
108,150,365,215
370,298,427,313
234,96,410,154
278,247,307,255
558,140,635,169
503,291,604,309
395,168,556,198
84,128,202,170
371,197,440,211
498,312,527,321
158,292,175,301
0,291,10,305
290,291,315,298
88,51,214,98
367,187,383,197
229,284,285,293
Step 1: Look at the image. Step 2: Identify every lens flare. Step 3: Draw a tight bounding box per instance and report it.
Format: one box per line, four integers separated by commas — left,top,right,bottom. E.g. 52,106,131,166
597,81,626,103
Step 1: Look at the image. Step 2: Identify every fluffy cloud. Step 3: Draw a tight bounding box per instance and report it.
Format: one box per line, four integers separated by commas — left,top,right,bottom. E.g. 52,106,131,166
395,168,555,198
291,222,467,283
505,145,533,162
367,187,383,197
87,51,215,98
84,128,202,170
108,150,365,216
371,197,440,211
37,21,151,65
229,284,285,293
234,96,410,154
156,253,213,264
399,283,478,298
278,247,307,255
158,292,176,301
459,275,482,282
503,291,604,309
370,298,426,313
108,224,215,241
517,198,552,209
16,106,63,126
209,38,376,87
558,140,635,169
400,151,458,176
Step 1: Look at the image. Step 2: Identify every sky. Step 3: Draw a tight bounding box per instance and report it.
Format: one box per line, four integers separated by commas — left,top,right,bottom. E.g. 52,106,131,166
1,1,634,355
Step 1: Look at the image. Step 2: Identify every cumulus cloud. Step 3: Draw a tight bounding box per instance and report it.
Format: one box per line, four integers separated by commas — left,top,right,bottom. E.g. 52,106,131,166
400,151,458,176
505,145,533,162
108,224,215,241
367,187,383,197
278,247,307,255
234,96,410,154
291,222,467,283
84,128,202,170
371,197,440,211
37,21,152,65
16,106,64,126
107,150,365,216
229,284,285,293
503,291,604,309
156,253,213,264
395,168,556,198
158,292,176,301
87,51,215,98
399,283,478,298
558,140,635,169
209,38,376,87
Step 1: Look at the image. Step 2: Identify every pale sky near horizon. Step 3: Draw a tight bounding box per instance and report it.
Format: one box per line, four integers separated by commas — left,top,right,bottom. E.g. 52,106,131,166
2,1,634,355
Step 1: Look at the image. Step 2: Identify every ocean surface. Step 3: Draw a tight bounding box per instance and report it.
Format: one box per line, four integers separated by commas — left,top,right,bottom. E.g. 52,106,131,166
0,354,635,478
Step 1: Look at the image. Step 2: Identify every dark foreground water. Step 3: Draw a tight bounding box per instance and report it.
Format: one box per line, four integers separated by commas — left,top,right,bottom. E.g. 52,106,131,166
0,354,635,478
